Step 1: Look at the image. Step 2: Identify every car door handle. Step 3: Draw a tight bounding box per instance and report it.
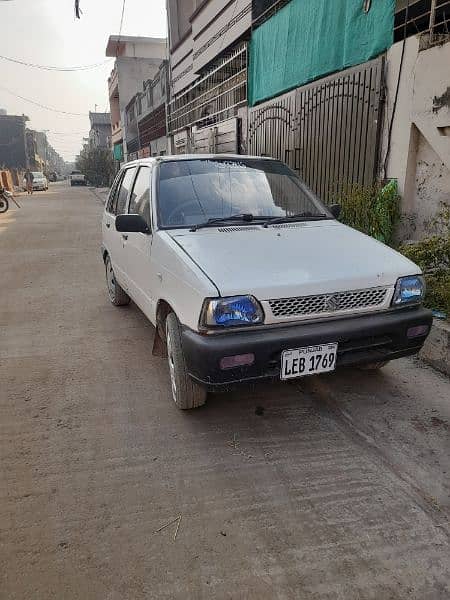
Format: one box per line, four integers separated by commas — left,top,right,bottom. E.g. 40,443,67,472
122,234,128,240
105,222,110,228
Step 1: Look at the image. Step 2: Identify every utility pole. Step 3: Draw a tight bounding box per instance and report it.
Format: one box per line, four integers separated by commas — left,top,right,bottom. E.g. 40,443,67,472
41,129,50,174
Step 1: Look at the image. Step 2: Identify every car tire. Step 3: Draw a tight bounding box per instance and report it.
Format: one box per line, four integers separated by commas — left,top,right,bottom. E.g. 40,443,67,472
165,312,207,410
359,361,389,370
105,255,130,306
0,197,9,213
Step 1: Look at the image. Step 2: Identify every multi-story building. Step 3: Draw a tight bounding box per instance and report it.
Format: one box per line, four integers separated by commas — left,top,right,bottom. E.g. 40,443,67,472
0,113,28,170
124,60,169,160
88,112,112,150
166,0,251,154
106,35,167,163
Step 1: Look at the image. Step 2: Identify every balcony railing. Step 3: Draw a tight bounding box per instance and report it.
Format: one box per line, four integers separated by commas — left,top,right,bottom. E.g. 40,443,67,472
168,44,247,134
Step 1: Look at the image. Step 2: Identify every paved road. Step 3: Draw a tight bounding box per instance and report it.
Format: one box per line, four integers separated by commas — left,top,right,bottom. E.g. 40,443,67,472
1,183,449,600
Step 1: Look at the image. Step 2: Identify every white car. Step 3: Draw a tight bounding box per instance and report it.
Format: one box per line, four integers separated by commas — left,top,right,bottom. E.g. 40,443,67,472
101,155,432,410
69,171,86,186
23,172,48,191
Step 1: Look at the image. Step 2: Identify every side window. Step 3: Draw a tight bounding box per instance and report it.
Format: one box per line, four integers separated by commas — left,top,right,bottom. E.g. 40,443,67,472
106,170,124,214
128,167,151,228
115,168,136,215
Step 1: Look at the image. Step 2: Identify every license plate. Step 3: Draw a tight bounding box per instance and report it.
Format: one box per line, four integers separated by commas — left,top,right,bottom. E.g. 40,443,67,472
281,343,338,380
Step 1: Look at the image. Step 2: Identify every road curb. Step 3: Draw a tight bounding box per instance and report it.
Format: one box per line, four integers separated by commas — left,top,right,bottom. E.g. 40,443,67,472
88,187,108,204
420,319,450,377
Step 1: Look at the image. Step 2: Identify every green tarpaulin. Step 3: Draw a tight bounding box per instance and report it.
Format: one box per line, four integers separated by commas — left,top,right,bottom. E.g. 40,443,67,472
113,143,123,161
249,0,394,106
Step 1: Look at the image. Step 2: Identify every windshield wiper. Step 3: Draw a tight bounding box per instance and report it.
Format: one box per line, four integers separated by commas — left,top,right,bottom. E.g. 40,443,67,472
190,213,259,232
263,212,329,228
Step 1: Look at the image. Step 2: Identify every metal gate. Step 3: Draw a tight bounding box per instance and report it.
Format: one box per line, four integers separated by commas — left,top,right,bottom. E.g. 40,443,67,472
248,57,385,201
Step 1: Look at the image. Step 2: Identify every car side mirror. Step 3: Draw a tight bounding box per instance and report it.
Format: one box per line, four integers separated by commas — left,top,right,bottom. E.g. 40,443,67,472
115,214,150,234
329,204,341,219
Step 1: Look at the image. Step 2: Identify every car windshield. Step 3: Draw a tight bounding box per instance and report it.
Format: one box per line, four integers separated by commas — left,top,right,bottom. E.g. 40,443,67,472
33,172,44,178
157,158,329,229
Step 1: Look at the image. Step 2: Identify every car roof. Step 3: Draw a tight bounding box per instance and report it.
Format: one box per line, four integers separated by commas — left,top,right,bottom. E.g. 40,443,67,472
123,154,277,168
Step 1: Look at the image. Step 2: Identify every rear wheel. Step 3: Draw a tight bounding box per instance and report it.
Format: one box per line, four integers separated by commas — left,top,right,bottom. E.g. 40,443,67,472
165,312,207,410
105,255,130,306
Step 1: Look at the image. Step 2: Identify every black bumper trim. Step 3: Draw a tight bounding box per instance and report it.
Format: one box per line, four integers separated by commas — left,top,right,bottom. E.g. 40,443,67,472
180,307,432,388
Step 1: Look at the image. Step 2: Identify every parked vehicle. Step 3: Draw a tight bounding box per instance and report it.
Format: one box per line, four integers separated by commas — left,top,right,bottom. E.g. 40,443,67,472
69,171,86,186
0,187,20,214
22,172,48,192
101,155,432,410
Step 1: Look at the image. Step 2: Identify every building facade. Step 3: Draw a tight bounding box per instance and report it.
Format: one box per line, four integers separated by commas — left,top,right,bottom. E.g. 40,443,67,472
166,0,251,154
106,35,167,163
383,1,450,239
0,114,28,170
124,60,169,160
88,112,112,150
166,0,449,238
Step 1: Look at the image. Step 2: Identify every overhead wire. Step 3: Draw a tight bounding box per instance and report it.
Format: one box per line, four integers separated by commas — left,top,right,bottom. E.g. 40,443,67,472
0,85,88,116
0,54,112,72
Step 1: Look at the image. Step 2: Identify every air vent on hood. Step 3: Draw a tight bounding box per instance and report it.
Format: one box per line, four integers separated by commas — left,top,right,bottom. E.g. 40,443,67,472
217,226,261,232
268,223,308,229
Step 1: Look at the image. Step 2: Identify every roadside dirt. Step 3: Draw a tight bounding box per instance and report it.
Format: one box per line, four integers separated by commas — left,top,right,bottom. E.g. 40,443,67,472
1,184,449,600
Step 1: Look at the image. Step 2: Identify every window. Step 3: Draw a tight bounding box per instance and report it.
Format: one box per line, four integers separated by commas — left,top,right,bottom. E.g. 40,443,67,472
129,167,151,228
116,168,136,215
157,159,328,228
106,170,125,214
147,85,154,109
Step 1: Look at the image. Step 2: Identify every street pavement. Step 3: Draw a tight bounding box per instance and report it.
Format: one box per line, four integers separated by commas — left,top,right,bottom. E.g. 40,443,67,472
1,182,449,600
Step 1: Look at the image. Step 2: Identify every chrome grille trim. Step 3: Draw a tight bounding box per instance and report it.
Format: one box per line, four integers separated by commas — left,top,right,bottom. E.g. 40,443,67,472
268,287,390,319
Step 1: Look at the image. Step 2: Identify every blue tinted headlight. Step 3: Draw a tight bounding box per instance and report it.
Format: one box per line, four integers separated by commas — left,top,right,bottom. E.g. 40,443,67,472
202,296,264,328
392,275,425,306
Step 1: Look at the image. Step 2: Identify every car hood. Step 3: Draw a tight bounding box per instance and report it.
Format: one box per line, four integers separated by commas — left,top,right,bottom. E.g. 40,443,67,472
169,221,420,299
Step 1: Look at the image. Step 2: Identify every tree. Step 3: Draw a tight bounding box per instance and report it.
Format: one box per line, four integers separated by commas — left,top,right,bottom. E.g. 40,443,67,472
76,147,114,187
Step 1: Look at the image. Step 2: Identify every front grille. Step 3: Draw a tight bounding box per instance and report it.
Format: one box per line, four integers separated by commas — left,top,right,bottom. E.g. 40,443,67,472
268,287,389,319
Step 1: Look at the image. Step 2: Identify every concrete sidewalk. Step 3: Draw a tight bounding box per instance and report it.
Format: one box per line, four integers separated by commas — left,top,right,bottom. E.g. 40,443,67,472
88,186,109,204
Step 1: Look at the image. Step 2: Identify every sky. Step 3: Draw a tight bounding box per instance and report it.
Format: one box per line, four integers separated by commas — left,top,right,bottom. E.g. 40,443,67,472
0,0,168,162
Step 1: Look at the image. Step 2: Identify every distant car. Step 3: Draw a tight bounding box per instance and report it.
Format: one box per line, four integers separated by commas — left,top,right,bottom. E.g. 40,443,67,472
23,172,48,192
69,171,87,186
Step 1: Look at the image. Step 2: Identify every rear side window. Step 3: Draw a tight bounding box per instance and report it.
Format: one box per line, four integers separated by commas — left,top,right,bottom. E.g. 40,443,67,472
129,167,151,228
116,168,136,215
106,171,124,214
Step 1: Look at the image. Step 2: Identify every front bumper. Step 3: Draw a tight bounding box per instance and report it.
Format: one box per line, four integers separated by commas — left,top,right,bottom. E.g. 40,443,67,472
181,307,432,389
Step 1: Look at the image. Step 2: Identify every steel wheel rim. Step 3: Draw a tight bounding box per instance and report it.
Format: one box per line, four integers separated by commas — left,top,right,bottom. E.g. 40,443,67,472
166,325,177,403
106,259,116,301
0,199,7,213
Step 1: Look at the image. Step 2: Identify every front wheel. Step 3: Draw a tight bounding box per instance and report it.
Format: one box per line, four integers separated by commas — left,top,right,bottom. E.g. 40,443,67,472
165,312,207,410
0,196,9,214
